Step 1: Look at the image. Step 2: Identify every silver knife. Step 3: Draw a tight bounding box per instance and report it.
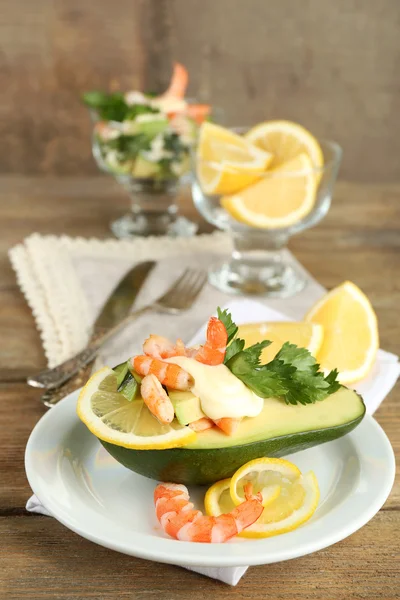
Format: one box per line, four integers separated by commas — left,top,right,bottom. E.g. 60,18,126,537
27,261,155,390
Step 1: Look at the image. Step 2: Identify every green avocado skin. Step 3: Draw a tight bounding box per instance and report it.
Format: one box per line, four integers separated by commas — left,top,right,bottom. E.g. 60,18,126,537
100,412,365,485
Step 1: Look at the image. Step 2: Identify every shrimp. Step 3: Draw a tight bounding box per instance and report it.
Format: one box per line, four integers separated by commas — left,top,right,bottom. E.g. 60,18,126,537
189,417,214,432
213,417,242,436
154,482,263,543
132,356,193,391
185,104,211,124
94,121,119,141
161,62,188,99
143,334,187,360
193,317,228,366
140,374,174,424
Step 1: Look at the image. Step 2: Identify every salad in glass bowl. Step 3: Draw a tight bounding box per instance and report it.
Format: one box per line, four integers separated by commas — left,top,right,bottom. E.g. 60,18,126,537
83,63,212,237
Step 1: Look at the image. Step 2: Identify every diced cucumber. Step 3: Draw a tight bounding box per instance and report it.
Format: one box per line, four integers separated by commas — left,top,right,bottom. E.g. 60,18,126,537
113,362,129,387
135,117,169,139
118,373,138,402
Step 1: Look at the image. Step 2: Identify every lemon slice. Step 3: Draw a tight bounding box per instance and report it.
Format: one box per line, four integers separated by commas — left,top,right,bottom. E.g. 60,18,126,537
197,122,273,195
204,479,281,517
221,153,317,229
240,471,319,538
204,478,281,516
77,368,196,450
305,281,379,383
205,458,320,539
245,120,323,169
238,321,324,364
204,478,236,516
229,457,301,506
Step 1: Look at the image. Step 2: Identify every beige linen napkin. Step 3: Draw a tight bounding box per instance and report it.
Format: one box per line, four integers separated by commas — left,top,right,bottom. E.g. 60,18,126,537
11,233,399,585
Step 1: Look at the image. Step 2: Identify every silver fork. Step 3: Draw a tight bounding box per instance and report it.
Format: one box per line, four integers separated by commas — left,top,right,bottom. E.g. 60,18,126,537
29,267,207,394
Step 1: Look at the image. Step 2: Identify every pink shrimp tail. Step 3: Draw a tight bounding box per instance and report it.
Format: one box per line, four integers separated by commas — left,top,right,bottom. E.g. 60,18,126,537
243,481,263,503
161,62,188,99
194,317,228,366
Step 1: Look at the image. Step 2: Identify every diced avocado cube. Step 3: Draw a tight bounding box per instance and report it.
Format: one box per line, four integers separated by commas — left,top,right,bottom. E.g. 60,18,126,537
104,150,132,174
168,390,206,425
131,156,160,178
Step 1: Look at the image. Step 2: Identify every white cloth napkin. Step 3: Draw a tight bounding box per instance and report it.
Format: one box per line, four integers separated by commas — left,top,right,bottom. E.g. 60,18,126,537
11,233,400,586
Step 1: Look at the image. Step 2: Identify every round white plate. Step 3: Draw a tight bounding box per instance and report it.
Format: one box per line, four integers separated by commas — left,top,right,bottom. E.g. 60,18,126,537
25,390,395,567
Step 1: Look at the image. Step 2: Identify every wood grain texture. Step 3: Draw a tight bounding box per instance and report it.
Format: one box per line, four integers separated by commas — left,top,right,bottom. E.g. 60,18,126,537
1,0,400,181
1,175,399,597
1,512,399,599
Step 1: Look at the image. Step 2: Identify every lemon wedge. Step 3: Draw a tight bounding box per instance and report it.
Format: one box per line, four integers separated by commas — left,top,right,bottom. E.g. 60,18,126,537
77,368,196,450
221,153,318,229
305,281,379,383
238,321,324,364
197,122,272,195
245,120,323,169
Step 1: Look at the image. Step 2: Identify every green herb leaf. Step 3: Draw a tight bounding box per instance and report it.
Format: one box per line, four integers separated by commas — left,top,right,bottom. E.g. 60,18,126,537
217,307,238,344
222,310,341,405
227,350,290,398
273,342,317,371
106,133,151,158
224,337,245,363
125,104,160,120
82,91,129,121
241,340,272,365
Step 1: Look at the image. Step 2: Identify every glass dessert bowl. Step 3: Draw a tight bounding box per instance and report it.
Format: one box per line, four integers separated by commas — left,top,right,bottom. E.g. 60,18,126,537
192,122,342,297
85,63,212,238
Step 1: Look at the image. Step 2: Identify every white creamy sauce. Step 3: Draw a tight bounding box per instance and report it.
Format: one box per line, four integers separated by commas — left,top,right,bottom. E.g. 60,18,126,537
142,134,167,162
150,96,187,114
167,357,263,420
124,90,149,106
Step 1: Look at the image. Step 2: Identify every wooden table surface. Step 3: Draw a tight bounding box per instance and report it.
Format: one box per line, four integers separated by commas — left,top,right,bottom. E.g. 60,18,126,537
1,175,399,599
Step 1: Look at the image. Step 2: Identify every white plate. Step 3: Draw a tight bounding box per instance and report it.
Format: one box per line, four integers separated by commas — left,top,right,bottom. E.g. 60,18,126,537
25,390,395,568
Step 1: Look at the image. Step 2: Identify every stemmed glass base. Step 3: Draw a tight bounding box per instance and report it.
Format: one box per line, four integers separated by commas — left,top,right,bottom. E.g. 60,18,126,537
111,176,198,238
111,214,197,238
208,233,306,298
208,259,306,297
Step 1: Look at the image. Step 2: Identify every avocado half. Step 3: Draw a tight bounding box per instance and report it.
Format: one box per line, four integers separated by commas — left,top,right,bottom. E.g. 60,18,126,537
100,386,366,485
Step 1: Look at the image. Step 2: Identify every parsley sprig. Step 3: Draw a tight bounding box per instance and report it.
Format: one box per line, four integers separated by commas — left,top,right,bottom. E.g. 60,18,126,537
217,308,341,405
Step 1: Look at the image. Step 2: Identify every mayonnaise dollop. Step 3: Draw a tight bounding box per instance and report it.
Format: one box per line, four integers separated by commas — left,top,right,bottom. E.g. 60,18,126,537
167,357,263,420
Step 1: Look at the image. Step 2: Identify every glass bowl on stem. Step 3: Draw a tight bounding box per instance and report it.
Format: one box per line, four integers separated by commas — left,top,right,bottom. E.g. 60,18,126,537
192,138,342,298
92,118,197,238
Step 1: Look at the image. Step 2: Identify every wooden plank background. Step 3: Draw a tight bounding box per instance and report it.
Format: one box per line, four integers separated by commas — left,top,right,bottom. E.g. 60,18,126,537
1,0,399,181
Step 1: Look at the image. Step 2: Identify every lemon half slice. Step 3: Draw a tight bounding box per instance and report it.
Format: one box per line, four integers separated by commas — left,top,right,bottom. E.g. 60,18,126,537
197,122,272,195
245,120,323,169
221,153,318,229
77,368,196,450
